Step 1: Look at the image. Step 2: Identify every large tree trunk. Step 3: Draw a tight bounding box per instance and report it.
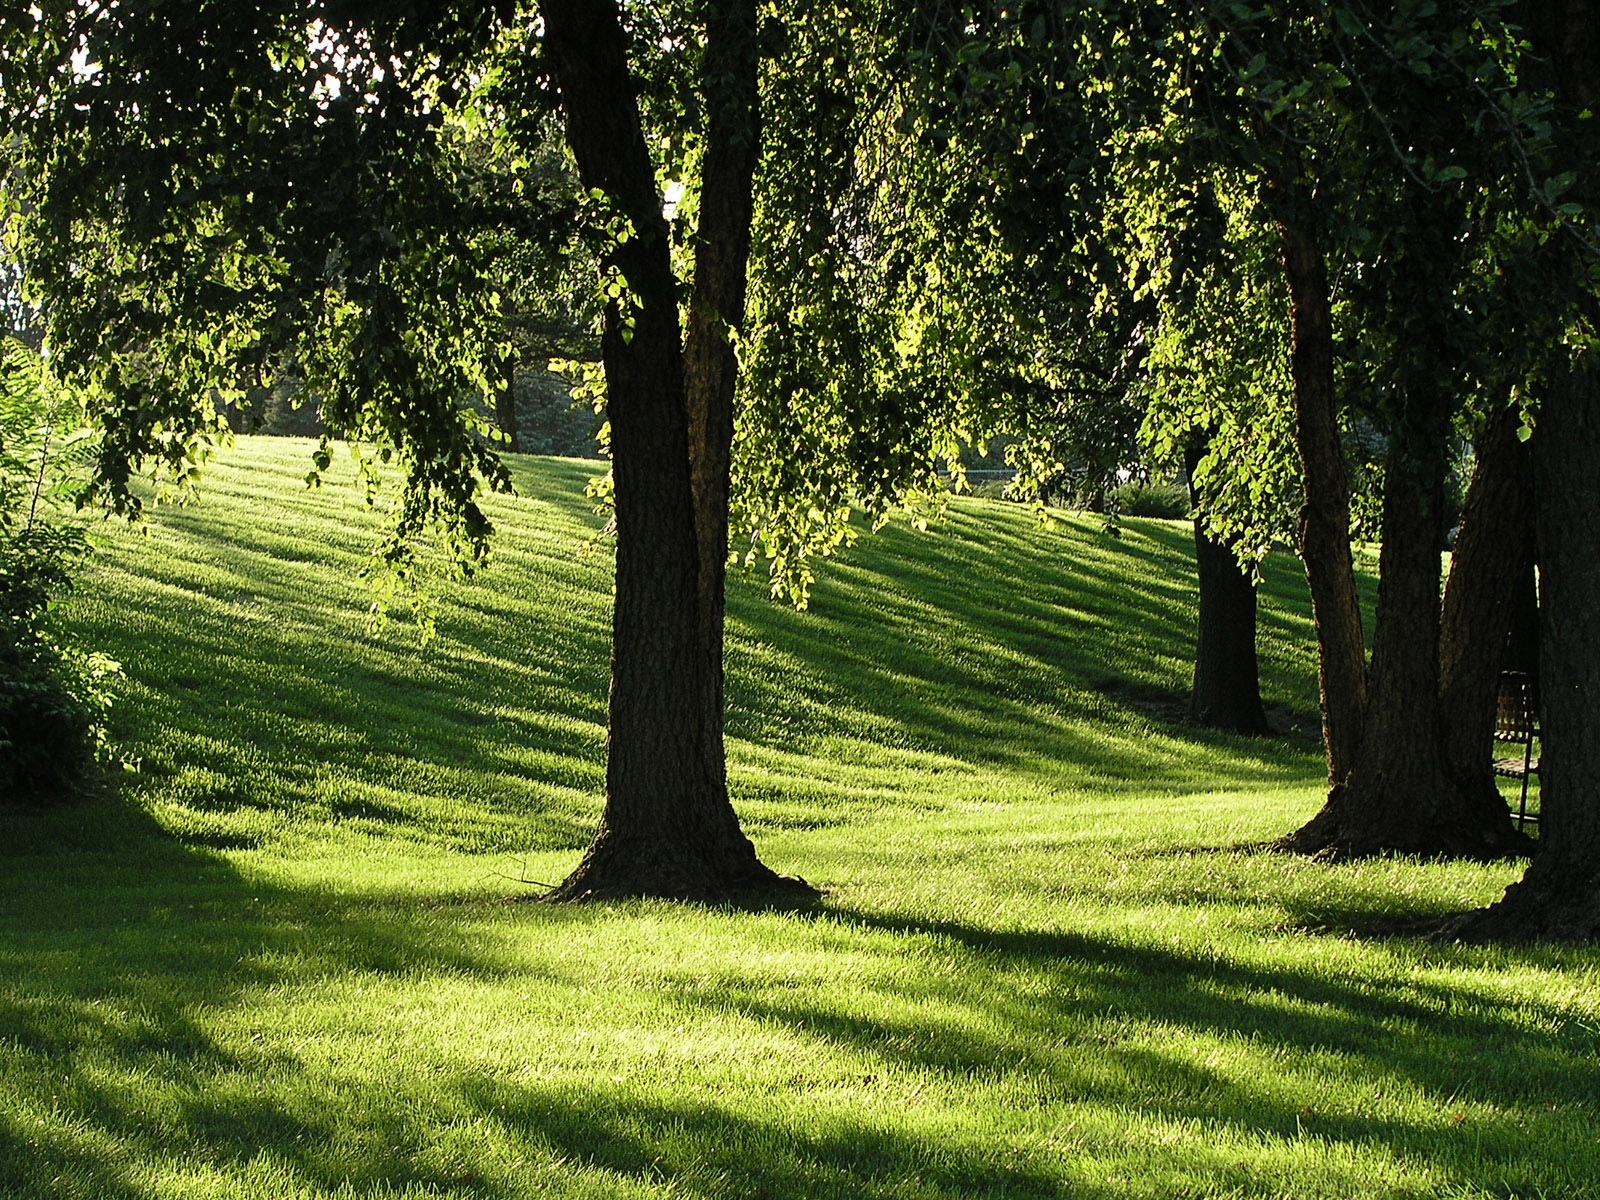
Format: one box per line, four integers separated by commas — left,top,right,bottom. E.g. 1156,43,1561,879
1449,0,1600,938
541,0,809,902
1437,404,1536,817
1452,356,1600,938
1279,218,1368,783
1184,441,1270,734
1282,403,1528,858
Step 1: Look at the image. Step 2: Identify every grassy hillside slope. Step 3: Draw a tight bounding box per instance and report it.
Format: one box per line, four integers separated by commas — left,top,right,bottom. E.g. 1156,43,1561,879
2,436,1594,1200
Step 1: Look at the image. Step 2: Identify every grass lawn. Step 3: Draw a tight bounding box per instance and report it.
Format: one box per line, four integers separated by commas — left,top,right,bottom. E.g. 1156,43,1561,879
2,436,1595,1199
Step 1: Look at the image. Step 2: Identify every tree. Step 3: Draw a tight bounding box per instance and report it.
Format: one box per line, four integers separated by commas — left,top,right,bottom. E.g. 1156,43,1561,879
1451,0,1600,940
929,0,1563,860
1184,441,1270,734
1280,181,1532,859
749,1,1331,743
1121,2,1558,858
1425,402,1537,825
1464,358,1600,938
537,0,810,900
3,0,814,901
1277,210,1369,787
1130,171,1300,739
738,2,1264,737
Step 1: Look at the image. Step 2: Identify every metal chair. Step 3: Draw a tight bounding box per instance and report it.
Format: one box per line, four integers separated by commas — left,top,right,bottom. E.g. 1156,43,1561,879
1492,670,1540,831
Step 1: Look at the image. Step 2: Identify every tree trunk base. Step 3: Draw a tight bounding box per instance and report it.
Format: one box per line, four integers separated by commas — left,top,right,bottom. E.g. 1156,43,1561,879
544,831,819,904
1190,705,1274,737
1439,861,1600,943
1276,774,1534,862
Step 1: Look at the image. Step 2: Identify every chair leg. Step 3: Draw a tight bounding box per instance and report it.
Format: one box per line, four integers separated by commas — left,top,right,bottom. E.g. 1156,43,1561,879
1518,739,1534,830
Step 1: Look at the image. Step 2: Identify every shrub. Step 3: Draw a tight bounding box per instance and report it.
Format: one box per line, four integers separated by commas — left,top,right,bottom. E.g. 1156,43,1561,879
1,671,95,798
967,478,1016,502
1107,480,1191,520
1,341,120,803
0,527,117,801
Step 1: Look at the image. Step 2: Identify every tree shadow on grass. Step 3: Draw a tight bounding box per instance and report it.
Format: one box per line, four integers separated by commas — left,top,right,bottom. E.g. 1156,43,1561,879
723,508,1331,800
2,804,1076,1200
814,905,1598,1100
6,799,1594,1200
639,902,1599,1195
0,798,545,1199
83,451,1336,875
1110,843,1532,937
455,1079,1094,1200
430,908,1596,1199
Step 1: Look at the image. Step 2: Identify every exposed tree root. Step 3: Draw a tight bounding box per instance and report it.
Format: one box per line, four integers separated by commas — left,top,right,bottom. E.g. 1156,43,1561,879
542,833,819,905
1436,865,1600,944
1278,767,1535,863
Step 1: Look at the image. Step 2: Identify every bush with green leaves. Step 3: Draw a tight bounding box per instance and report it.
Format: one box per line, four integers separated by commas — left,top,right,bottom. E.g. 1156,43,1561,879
1,337,119,802
1107,479,1191,520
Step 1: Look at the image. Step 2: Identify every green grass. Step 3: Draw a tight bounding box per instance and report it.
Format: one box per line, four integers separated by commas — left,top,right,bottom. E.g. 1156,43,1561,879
2,436,1594,1199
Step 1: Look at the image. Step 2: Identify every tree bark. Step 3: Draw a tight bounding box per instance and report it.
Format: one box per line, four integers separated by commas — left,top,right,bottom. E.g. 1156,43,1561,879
1279,218,1368,784
1437,404,1535,813
1449,0,1600,938
540,0,810,902
1451,356,1600,938
684,0,759,817
495,349,520,453
1184,441,1270,734
1282,401,1528,858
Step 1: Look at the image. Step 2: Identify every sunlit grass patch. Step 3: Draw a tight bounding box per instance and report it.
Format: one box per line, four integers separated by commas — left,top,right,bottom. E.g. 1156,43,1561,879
2,436,1594,1199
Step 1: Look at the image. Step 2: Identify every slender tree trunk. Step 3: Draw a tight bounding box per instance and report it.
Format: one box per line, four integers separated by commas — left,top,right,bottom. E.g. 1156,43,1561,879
495,350,520,453
1279,218,1368,783
684,0,758,813
1437,404,1536,814
541,0,809,901
1283,402,1527,858
1184,441,1270,734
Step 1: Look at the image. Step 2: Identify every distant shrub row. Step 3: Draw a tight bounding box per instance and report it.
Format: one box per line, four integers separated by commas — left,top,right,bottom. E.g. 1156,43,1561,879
1106,481,1191,520
221,370,603,460
966,476,1192,521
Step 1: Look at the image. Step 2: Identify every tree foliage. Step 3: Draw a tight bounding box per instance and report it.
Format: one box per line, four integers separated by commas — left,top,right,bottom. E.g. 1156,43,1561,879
4,2,554,576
